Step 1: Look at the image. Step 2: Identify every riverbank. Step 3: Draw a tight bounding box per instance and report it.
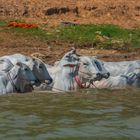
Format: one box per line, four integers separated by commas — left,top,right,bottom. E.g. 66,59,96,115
0,19,140,64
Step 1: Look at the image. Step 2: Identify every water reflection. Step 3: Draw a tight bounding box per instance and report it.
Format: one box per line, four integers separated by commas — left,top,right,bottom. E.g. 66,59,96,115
0,89,139,140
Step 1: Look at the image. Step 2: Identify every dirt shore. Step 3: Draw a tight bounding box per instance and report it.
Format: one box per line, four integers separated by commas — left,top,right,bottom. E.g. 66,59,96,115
0,30,140,64
0,0,140,28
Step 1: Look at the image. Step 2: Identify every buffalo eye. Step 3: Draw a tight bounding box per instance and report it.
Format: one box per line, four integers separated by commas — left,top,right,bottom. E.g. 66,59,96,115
39,65,43,69
24,68,28,71
83,62,89,66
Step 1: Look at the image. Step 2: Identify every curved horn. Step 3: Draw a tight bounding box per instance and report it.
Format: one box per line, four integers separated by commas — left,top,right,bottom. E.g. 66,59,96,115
71,47,82,57
71,47,76,54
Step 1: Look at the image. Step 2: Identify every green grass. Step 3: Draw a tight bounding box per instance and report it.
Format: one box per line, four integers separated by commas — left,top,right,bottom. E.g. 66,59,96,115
0,19,140,50
57,24,140,49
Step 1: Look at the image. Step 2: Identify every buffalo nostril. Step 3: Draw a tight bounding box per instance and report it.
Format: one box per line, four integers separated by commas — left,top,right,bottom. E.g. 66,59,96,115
96,73,102,81
104,72,110,79
49,78,53,84
106,72,110,78
107,72,110,77
35,79,41,84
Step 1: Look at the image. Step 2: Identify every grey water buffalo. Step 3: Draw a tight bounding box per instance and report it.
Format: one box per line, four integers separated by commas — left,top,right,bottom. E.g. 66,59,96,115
51,50,110,92
0,62,36,95
0,53,34,69
79,56,110,81
0,54,53,86
47,52,110,82
31,58,53,85
90,68,140,89
37,49,80,91
104,60,140,76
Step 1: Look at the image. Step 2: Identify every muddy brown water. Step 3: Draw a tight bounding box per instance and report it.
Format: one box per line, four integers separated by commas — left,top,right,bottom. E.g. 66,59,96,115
0,89,140,140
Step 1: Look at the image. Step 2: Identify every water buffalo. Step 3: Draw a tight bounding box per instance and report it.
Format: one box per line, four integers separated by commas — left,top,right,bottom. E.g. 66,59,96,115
104,60,140,76
90,68,140,89
0,54,53,86
0,62,36,94
51,50,110,92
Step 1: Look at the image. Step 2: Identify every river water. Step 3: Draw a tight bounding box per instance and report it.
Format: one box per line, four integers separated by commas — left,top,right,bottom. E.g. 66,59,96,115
0,89,140,140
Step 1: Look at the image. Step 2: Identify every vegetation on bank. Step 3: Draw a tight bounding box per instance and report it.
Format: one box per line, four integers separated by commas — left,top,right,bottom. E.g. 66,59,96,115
0,19,140,50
